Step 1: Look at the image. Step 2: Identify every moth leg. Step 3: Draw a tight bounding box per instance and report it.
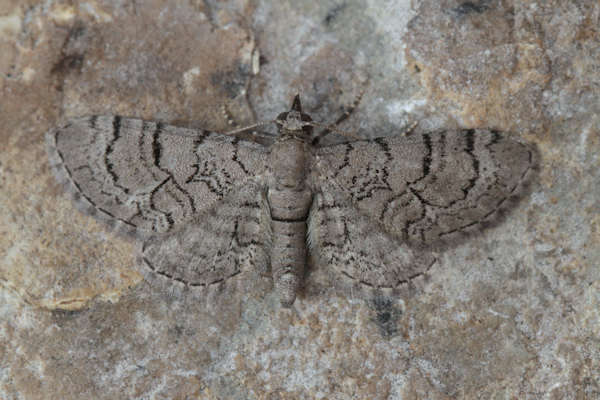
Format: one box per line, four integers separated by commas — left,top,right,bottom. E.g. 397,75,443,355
329,88,365,129
312,88,365,145
399,120,419,137
218,104,276,146
220,103,239,129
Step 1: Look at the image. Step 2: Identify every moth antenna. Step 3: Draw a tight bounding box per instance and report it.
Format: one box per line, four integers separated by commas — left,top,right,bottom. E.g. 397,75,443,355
222,120,277,136
308,121,363,140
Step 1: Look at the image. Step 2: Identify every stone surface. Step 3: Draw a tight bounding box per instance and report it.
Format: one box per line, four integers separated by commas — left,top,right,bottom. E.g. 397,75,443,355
1,0,598,398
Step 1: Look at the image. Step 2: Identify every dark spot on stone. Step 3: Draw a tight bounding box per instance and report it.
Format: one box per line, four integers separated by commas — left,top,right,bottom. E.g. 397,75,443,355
51,53,85,75
379,311,391,323
170,324,185,337
50,22,89,90
371,296,402,338
210,65,250,99
324,3,347,25
67,24,87,41
451,0,490,16
51,309,83,319
259,54,268,66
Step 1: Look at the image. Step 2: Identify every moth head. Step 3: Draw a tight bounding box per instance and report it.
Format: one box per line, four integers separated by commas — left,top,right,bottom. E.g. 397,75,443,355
275,94,313,137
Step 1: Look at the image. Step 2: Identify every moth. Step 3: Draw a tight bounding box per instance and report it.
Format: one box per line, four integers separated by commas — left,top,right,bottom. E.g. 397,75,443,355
47,95,537,306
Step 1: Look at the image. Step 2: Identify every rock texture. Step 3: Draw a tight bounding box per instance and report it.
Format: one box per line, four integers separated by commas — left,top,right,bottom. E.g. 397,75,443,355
1,0,598,398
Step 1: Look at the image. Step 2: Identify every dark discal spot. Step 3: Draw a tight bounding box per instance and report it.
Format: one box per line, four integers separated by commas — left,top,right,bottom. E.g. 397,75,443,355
371,297,402,338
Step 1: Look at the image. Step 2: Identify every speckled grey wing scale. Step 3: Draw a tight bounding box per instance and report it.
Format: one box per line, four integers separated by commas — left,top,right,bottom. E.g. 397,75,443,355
47,115,271,292
309,129,537,296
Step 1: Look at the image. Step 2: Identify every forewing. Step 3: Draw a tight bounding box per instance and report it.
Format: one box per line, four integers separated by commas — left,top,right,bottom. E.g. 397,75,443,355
139,182,271,297
47,115,268,237
312,129,537,249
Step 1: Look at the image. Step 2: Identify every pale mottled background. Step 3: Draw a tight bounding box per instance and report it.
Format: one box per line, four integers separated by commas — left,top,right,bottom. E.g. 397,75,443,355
0,0,598,399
